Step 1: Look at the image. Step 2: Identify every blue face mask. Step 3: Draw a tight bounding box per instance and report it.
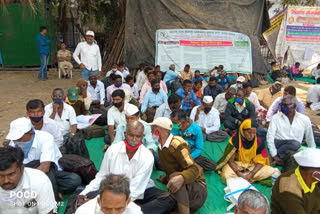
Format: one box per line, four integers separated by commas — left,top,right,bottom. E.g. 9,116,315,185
235,98,243,103
53,98,63,104
115,82,122,88
280,105,290,115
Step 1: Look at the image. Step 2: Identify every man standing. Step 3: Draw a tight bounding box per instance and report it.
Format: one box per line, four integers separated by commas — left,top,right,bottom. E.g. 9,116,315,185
36,26,51,80
149,117,207,214
73,31,102,80
190,96,222,142
267,95,315,166
26,99,64,148
57,42,73,79
155,93,182,119
44,88,77,138
203,77,224,102
175,79,201,113
271,148,320,213
180,64,194,80
87,72,105,111
0,147,56,214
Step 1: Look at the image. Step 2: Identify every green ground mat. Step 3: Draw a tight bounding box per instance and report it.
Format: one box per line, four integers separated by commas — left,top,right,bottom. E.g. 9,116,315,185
58,138,273,214
296,77,316,83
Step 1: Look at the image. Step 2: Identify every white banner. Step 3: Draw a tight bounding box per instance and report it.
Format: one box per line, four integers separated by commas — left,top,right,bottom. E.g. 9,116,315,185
155,29,252,74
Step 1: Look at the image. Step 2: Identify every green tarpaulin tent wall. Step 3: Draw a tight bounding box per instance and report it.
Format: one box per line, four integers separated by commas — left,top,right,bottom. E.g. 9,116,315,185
0,3,56,66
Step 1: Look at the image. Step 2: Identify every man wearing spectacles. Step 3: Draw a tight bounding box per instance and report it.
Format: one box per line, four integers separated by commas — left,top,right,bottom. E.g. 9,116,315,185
267,95,315,167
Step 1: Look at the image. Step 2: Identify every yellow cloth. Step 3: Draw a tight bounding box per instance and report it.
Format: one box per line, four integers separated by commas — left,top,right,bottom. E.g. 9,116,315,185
295,167,318,194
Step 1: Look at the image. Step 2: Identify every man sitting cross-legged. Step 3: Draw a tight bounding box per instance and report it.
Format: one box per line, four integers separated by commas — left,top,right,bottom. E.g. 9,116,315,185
149,117,207,214
77,121,176,214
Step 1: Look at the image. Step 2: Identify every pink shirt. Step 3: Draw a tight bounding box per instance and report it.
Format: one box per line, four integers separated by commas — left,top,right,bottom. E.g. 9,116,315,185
290,65,300,74
139,80,168,104
106,84,133,104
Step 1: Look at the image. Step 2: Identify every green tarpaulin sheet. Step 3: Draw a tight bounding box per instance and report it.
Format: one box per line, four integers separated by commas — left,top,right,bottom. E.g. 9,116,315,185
296,77,316,84
58,137,273,214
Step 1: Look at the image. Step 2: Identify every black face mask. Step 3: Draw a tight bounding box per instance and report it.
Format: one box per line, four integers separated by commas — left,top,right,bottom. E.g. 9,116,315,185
152,88,160,93
209,85,216,89
29,115,43,123
204,107,212,114
114,101,123,108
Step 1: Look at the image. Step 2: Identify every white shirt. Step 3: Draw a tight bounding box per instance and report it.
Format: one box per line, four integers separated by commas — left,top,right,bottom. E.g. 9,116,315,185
44,103,77,136
121,70,130,79
125,83,139,99
105,70,124,82
75,196,142,214
311,67,320,79
267,112,316,157
87,80,105,105
107,103,136,126
213,93,228,113
73,41,102,71
154,102,172,119
307,84,320,103
0,168,56,214
40,117,64,148
190,106,220,134
136,72,147,90
247,92,264,112
9,130,63,170
80,141,154,201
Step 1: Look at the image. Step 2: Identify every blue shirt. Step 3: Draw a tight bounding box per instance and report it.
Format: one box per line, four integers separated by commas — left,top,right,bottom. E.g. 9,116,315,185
36,33,51,55
203,84,224,102
141,89,168,113
163,69,178,83
175,88,201,110
217,76,230,88
192,76,204,84
171,123,203,159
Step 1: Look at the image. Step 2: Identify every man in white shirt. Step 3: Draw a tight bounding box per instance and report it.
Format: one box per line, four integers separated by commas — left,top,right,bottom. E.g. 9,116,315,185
267,95,316,166
136,67,152,91
6,117,82,201
73,31,102,80
125,75,139,100
213,87,236,120
77,121,176,214
155,93,182,119
87,72,105,111
243,82,265,112
190,96,224,142
44,88,77,138
76,174,142,214
105,63,124,81
105,89,136,145
26,99,64,148
0,146,56,214
311,63,320,79
118,61,130,80
307,77,320,109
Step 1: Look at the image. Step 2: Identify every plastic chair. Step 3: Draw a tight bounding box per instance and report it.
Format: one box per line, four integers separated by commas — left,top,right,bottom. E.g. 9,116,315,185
58,66,72,79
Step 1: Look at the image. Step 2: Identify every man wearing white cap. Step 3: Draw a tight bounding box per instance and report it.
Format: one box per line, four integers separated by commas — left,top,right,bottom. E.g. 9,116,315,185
271,148,320,213
149,117,207,214
73,30,102,80
190,96,226,142
6,117,81,201
230,76,246,91
112,104,156,151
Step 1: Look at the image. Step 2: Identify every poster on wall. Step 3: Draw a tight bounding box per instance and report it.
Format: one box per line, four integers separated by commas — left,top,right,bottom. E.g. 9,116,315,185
286,6,320,47
155,29,252,74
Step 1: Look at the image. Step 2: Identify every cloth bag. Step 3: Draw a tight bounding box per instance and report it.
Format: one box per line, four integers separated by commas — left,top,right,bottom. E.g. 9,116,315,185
81,125,106,140
62,131,90,159
224,177,259,211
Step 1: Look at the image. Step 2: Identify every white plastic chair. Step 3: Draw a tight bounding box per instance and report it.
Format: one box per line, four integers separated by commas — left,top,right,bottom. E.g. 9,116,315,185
58,66,73,79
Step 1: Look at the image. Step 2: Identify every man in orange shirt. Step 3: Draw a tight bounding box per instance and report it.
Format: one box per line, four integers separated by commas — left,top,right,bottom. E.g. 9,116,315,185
193,80,202,101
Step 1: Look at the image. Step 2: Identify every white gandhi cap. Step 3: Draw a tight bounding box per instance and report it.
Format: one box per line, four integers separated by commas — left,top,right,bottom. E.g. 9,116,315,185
294,148,320,168
125,105,139,116
203,96,213,104
6,117,32,140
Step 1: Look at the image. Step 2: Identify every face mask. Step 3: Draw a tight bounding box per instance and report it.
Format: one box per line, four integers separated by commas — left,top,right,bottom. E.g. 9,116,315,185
152,88,160,93
312,171,320,181
172,123,180,130
124,140,142,151
204,107,212,113
209,85,215,88
152,128,161,142
112,68,117,71
114,101,123,108
280,105,290,115
28,114,44,123
235,98,243,103
53,98,63,104
237,84,243,88
115,83,122,88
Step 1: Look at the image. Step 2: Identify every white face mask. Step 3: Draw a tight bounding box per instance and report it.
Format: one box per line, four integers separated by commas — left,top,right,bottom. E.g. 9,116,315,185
112,68,117,71
312,171,320,181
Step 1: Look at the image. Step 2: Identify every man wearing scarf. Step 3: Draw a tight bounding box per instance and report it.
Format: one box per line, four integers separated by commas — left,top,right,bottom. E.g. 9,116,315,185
77,121,176,214
216,118,277,186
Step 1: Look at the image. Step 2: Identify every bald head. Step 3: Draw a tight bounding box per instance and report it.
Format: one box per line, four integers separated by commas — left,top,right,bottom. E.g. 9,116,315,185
126,121,144,133
125,121,144,147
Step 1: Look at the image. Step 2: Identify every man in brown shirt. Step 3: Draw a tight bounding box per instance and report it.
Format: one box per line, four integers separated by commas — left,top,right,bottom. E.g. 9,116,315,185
57,42,73,78
66,87,88,116
180,64,194,80
149,117,207,214
258,81,282,109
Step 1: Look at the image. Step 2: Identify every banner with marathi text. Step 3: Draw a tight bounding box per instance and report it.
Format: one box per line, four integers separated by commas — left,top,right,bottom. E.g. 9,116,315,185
155,29,252,74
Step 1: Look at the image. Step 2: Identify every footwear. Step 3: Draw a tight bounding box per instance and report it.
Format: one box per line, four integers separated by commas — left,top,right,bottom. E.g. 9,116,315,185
65,74,69,79
61,74,65,78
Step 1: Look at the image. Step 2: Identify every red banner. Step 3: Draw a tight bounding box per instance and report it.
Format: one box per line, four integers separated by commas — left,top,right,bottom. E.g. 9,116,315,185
179,40,233,47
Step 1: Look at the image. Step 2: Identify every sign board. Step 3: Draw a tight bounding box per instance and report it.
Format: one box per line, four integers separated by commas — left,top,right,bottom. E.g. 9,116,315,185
155,29,252,74
286,6,320,47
